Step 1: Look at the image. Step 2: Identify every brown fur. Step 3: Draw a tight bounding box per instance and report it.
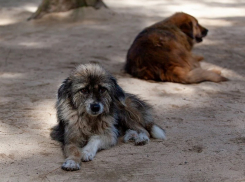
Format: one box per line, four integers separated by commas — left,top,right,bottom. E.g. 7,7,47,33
125,12,228,83
51,64,165,171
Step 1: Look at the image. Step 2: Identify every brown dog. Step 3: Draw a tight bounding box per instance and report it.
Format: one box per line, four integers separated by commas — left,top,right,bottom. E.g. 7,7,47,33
125,12,228,83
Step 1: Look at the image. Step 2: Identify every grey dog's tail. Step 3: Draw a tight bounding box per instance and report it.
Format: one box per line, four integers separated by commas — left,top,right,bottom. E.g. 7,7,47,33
150,124,166,140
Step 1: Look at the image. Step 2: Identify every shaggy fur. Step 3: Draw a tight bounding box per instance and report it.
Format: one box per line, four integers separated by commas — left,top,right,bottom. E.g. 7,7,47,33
51,64,166,171
125,12,228,83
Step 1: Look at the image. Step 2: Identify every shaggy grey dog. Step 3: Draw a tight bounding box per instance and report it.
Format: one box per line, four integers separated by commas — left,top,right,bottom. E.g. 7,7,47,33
51,64,166,171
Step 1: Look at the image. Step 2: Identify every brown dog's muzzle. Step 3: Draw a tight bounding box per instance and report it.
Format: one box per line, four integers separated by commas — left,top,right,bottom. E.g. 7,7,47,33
195,37,203,43
195,26,208,43
202,28,208,37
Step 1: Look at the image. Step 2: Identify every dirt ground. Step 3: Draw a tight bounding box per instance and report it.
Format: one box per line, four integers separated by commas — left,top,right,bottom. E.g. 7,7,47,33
0,0,245,181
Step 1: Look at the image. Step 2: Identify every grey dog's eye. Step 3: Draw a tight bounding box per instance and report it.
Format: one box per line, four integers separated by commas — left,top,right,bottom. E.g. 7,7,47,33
99,87,107,94
81,88,89,94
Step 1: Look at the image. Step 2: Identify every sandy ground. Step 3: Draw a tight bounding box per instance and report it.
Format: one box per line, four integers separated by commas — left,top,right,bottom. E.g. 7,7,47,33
0,0,245,181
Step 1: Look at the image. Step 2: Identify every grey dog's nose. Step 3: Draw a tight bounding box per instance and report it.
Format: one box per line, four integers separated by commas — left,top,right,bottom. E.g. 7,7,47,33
90,103,100,112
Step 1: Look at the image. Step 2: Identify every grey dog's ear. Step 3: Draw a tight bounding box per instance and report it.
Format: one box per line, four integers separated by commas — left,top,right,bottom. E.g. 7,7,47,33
58,78,72,99
110,77,126,106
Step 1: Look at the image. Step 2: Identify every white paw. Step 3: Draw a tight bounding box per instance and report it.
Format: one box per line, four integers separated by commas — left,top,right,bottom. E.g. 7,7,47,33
81,149,96,162
124,129,139,143
135,132,149,146
61,159,80,171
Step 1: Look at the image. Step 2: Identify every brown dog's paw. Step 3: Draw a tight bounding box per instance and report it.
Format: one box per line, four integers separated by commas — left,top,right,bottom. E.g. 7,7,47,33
211,69,221,75
209,69,228,82
193,55,204,62
213,74,229,82
220,76,229,82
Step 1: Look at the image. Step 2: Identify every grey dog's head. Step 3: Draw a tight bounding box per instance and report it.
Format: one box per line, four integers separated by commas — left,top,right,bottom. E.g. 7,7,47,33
57,64,125,117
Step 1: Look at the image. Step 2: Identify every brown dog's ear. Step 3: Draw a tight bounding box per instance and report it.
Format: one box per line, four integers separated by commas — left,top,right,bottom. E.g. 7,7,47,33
110,77,126,106
180,21,194,39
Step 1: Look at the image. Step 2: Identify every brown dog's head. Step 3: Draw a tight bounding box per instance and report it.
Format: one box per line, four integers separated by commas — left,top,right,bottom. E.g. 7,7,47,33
168,12,208,43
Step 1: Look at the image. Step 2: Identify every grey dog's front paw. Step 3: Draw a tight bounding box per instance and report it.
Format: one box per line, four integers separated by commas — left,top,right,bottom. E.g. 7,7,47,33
81,150,96,162
61,159,80,171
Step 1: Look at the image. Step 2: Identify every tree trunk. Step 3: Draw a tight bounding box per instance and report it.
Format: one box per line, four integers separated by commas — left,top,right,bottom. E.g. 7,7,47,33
28,0,108,20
